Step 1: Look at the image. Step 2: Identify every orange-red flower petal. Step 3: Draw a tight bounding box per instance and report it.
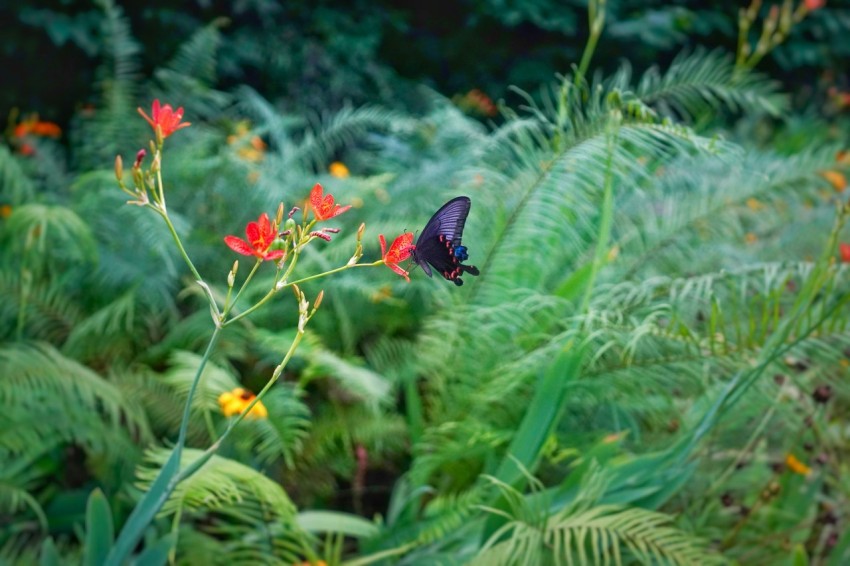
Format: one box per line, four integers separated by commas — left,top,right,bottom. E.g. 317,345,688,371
224,213,285,261
137,99,191,139
380,233,415,282
310,183,351,221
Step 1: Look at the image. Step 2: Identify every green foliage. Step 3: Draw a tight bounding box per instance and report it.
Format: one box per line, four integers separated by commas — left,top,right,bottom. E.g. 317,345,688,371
2,1,849,564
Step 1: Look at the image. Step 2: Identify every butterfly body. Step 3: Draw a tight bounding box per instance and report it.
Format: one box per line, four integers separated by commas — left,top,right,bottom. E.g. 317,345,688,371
411,196,480,286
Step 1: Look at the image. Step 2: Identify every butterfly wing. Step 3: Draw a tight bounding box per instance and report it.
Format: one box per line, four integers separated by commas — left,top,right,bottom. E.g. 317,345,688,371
412,196,480,286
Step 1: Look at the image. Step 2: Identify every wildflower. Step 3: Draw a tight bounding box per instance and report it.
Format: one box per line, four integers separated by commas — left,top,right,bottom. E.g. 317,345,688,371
746,197,765,211
218,388,268,419
329,161,350,178
137,99,190,139
309,183,351,221
840,243,850,263
745,232,758,244
785,454,812,476
0,204,11,218
13,116,62,139
379,233,414,282
804,0,826,10
820,170,847,192
224,213,286,261
236,136,266,163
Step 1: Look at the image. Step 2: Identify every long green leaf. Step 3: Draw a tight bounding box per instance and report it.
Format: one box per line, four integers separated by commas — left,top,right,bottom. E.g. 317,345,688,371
84,488,114,566
105,447,181,566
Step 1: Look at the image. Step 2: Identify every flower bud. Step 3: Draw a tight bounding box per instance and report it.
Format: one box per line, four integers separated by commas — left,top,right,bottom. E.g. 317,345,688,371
114,155,124,181
276,202,284,227
314,290,324,310
134,149,146,169
284,218,296,232
228,260,238,287
357,222,366,242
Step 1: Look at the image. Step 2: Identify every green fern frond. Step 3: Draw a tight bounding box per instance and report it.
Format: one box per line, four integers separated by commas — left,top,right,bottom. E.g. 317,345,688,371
0,146,36,204
476,503,722,566
0,342,150,459
137,448,297,520
633,49,787,120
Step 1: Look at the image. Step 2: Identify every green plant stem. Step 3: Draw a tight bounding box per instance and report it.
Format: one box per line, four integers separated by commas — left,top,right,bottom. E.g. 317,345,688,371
172,327,307,483
574,0,605,89
224,259,262,317
158,210,204,283
176,326,222,448
287,260,383,287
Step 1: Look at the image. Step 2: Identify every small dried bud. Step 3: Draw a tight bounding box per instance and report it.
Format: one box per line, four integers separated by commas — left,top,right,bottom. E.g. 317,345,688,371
134,149,146,169
310,231,332,242
276,202,284,226
114,155,124,181
288,206,300,219
812,384,833,404
314,290,324,310
357,222,366,241
278,230,291,238
322,227,341,234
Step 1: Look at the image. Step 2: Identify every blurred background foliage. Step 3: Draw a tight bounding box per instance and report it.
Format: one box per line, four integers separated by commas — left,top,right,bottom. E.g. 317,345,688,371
3,0,850,565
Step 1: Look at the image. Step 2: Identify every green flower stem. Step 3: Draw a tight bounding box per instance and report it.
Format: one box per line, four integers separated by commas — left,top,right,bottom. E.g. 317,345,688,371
574,0,606,89
223,251,303,328
286,260,383,287
158,210,204,284
173,327,307,483
176,325,222,448
223,259,262,318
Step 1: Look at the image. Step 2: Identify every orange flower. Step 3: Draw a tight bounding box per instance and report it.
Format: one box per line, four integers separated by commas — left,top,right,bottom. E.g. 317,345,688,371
218,388,268,419
224,213,286,261
785,454,811,476
379,233,415,282
821,170,847,192
839,243,850,262
309,183,351,221
137,99,190,139
14,118,61,139
329,161,350,178
0,204,12,218
804,0,826,10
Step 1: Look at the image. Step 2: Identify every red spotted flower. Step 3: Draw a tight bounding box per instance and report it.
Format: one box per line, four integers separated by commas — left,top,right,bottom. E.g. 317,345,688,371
310,183,351,221
224,213,285,261
379,233,415,282
138,100,191,139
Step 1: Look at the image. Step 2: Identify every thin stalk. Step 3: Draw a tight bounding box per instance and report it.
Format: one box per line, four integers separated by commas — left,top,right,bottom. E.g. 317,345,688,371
176,326,222,448
287,260,383,287
224,259,262,317
159,211,204,283
574,0,606,89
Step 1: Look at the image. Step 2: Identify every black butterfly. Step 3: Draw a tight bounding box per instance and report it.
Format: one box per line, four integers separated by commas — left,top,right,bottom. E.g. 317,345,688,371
411,196,480,286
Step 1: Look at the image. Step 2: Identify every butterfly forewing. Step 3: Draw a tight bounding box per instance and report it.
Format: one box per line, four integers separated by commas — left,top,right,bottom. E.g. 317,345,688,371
412,196,480,286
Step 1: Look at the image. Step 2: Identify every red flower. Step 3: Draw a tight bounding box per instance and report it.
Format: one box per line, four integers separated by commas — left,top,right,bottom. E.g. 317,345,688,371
309,183,351,221
805,0,826,10
840,242,850,263
137,100,191,139
379,233,415,282
224,213,285,261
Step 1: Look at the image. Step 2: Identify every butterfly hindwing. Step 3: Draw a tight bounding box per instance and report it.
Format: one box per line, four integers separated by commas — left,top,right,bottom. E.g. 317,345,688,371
412,196,480,286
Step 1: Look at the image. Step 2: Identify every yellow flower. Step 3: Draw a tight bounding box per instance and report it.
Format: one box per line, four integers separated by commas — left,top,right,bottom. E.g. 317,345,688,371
0,204,11,219
785,453,811,476
820,170,847,193
746,197,765,211
218,387,268,419
329,161,350,178
745,232,758,245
